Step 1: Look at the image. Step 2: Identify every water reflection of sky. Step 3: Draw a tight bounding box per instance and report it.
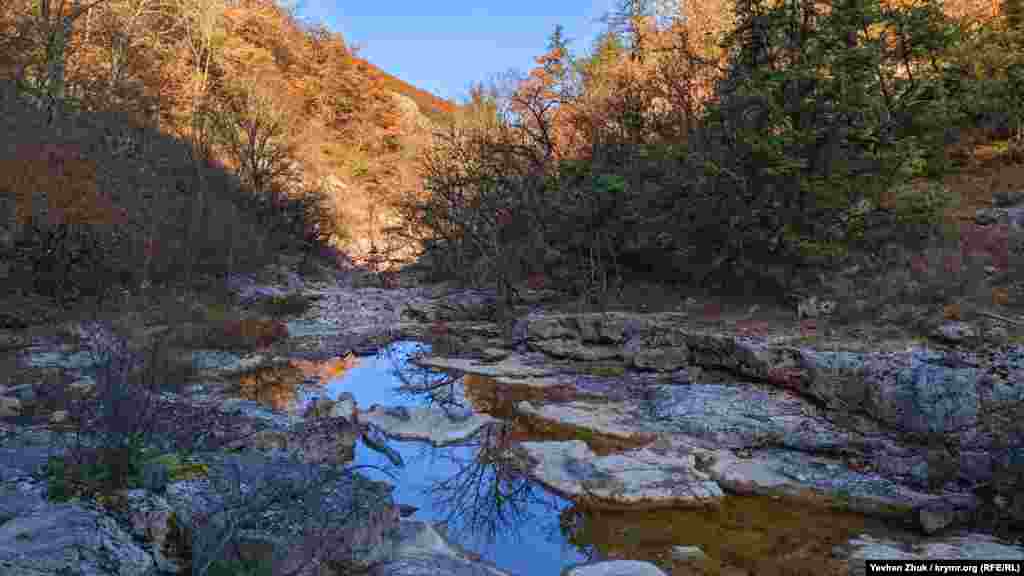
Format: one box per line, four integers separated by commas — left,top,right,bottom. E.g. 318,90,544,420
326,341,588,576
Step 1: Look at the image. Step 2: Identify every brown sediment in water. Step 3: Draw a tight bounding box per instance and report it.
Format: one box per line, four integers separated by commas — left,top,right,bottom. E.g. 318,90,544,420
462,373,649,456
561,495,889,576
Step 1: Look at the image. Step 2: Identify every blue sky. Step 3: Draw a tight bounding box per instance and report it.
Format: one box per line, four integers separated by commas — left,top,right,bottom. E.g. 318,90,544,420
294,0,619,103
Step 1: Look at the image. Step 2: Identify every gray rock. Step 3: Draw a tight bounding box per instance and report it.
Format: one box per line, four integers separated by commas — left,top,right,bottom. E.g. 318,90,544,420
993,189,1024,207
918,501,958,535
564,560,668,576
670,545,707,562
514,439,723,509
532,339,621,361
934,321,977,344
0,331,28,351
0,502,155,576
165,452,400,571
115,489,181,572
379,520,513,576
976,208,1004,226
361,405,496,447
0,397,20,418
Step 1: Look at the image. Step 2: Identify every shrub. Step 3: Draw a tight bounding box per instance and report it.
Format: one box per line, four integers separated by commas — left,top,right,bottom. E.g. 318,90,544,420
253,293,313,317
0,142,128,304
211,317,289,350
42,322,233,502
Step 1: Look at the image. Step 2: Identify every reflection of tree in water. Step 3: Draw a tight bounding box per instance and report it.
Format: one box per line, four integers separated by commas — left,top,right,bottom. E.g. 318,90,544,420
380,344,569,549
428,422,566,547
236,364,305,412
385,344,467,414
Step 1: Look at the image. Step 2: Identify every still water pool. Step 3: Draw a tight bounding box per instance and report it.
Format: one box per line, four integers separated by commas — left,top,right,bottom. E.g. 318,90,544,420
236,340,915,576
315,341,588,575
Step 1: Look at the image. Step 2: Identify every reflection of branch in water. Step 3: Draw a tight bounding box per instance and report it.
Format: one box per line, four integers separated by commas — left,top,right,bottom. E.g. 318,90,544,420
427,422,564,548
385,345,466,410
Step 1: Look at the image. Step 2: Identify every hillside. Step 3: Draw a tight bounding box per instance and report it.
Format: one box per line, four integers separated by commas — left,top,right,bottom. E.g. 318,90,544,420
352,57,457,122
0,0,452,276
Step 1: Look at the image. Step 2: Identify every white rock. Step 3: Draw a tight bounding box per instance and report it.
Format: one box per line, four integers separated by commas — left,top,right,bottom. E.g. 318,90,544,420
413,354,556,379
0,397,21,417
516,401,645,441
565,560,669,576
670,545,707,562
361,405,497,446
515,440,722,509
379,520,512,576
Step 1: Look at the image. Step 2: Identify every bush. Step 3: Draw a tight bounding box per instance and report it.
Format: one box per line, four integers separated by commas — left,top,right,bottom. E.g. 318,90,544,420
252,293,313,318
211,317,289,350
0,80,340,309
41,322,232,502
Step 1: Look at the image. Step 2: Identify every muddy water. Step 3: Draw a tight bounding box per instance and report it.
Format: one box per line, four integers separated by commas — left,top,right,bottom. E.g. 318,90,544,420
233,341,918,576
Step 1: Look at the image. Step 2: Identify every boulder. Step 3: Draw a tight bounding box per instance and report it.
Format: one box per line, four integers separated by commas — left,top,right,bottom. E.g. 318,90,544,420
0,331,28,351
993,189,1024,207
0,501,155,576
164,452,401,572
114,489,181,572
0,397,20,418
933,321,977,344
303,392,357,421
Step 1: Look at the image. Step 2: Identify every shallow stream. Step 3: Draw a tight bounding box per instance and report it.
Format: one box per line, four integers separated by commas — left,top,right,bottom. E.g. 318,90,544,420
234,340,926,576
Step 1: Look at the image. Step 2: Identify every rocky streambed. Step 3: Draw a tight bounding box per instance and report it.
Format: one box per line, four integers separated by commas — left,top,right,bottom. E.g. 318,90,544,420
2,261,1024,576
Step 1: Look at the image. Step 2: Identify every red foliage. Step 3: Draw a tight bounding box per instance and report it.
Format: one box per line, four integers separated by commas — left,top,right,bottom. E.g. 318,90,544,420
766,366,806,389
526,273,548,290
700,302,722,318
959,222,1010,271
734,319,771,337
430,321,449,336
799,319,818,334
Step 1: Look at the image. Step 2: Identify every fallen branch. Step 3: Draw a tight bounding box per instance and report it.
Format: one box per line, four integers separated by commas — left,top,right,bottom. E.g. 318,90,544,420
977,310,1023,328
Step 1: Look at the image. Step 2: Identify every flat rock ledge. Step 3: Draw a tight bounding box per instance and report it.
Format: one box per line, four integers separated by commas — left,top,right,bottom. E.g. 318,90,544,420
564,560,668,576
516,400,657,444
361,405,498,446
513,439,723,510
706,449,966,521
412,354,558,380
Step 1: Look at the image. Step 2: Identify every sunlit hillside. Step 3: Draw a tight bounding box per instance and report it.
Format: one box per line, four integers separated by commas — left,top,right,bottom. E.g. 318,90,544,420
0,0,452,272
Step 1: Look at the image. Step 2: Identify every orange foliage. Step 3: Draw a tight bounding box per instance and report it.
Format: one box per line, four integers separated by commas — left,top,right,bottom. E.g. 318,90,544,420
0,143,128,230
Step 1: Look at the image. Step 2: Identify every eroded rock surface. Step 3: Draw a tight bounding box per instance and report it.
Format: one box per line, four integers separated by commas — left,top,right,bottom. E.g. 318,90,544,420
514,439,723,509
361,404,497,446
